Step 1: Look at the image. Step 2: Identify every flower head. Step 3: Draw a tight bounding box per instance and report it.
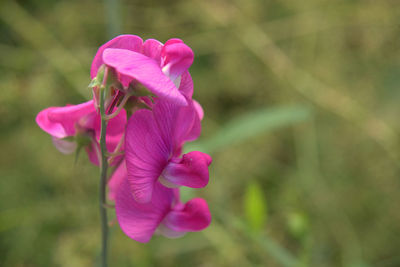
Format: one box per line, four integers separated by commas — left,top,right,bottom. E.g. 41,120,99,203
91,35,194,106
125,98,211,203
36,100,126,165
115,174,211,243
38,34,212,245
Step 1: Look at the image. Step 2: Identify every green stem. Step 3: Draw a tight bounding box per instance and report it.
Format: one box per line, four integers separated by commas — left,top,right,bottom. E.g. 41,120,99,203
99,82,109,267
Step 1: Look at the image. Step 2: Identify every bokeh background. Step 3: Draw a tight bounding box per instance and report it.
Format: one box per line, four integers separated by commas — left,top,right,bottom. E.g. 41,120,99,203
1,0,400,266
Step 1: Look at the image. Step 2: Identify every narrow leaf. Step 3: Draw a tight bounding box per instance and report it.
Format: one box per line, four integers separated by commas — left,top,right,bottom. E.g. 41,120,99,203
186,105,311,154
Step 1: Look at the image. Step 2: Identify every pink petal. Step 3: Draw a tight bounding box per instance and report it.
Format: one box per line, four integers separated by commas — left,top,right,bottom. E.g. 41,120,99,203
108,160,127,201
115,179,173,243
175,73,203,140
125,99,203,202
182,99,203,142
162,198,211,232
85,139,122,167
105,108,127,136
157,223,186,239
153,99,199,149
90,35,143,79
85,142,100,166
105,133,125,167
125,109,172,203
36,100,95,139
192,99,204,121
103,48,187,106
52,137,77,154
183,105,201,143
161,39,194,81
142,39,163,63
160,151,211,188
178,71,193,99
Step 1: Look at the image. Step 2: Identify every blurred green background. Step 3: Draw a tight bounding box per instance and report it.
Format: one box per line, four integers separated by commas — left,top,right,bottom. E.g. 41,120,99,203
1,0,400,266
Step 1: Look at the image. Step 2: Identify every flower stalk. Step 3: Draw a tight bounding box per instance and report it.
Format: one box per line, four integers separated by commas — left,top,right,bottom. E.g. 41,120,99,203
99,70,109,267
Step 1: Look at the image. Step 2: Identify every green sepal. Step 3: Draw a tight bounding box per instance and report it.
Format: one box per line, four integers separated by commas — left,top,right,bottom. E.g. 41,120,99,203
61,136,75,142
73,133,93,165
130,83,155,97
74,145,82,165
88,76,101,89
75,133,92,147
88,65,121,89
88,65,105,89
105,68,121,90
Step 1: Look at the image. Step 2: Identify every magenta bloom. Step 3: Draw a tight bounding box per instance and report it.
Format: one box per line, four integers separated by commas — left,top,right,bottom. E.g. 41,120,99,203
108,160,211,242
125,98,211,203
115,175,211,243
91,35,194,106
36,100,126,165
37,34,212,245
108,160,127,201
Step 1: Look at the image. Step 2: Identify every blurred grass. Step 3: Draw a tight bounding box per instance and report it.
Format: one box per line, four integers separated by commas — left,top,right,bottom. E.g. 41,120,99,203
186,105,311,154
1,0,400,266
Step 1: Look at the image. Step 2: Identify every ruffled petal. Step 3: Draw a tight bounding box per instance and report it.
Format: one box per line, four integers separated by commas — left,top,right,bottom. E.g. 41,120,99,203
160,151,211,188
178,71,193,99
115,180,173,243
153,99,199,150
125,99,204,202
36,100,95,139
161,39,194,81
142,39,163,64
108,160,127,201
162,198,211,232
192,99,204,121
183,104,201,143
103,48,187,106
125,109,172,203
90,35,143,79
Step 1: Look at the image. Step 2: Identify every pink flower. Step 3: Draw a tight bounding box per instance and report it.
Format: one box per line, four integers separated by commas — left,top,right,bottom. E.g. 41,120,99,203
115,175,211,243
108,160,127,201
91,35,194,106
37,34,212,244
108,160,212,242
125,98,211,203
36,100,126,165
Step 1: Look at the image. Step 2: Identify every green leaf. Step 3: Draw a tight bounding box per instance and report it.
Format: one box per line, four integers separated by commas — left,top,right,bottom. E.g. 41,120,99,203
244,182,267,231
185,105,312,154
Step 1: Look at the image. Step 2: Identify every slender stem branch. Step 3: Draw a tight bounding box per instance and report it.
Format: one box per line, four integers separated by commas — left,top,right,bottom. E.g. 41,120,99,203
99,73,109,267
103,92,131,121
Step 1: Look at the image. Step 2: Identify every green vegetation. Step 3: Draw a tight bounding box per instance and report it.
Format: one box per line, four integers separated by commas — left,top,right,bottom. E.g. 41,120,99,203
0,0,399,266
